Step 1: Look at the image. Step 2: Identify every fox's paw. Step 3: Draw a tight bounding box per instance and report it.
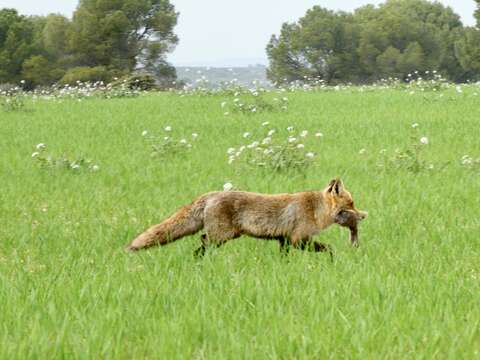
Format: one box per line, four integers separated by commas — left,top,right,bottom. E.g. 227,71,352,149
312,242,334,262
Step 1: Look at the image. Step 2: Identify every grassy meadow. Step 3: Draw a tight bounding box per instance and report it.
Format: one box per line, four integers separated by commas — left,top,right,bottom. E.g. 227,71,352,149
0,87,479,359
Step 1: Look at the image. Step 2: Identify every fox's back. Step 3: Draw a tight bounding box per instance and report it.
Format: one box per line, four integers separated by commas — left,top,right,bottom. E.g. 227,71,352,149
203,191,325,237
204,190,305,211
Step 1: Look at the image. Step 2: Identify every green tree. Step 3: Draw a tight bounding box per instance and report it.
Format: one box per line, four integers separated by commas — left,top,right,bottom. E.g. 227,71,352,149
266,6,360,84
0,9,42,84
475,0,480,26
267,0,467,84
42,14,71,60
454,27,480,81
377,46,401,78
398,42,425,75
69,0,178,79
21,55,55,86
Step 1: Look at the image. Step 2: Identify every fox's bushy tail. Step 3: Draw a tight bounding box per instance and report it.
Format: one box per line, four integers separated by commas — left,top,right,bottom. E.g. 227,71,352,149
125,195,210,251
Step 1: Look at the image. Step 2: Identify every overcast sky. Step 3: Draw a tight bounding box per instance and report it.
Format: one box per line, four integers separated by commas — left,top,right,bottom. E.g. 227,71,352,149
1,0,476,66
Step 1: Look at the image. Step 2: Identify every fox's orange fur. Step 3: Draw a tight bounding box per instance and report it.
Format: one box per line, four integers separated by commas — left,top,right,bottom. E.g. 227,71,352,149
125,178,367,256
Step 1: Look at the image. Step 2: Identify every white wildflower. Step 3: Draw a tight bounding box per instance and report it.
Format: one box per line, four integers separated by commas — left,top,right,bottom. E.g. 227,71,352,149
315,132,323,137
36,143,46,150
163,136,170,141
305,152,315,159
288,137,297,143
455,86,462,93
267,129,275,137
92,165,99,172
71,164,80,170
262,137,271,145
31,152,39,158
411,123,419,128
164,126,172,132
300,130,308,137
221,101,227,108
461,155,472,165
141,130,148,137
297,144,305,149
227,147,235,155
223,182,233,191
180,139,187,144
191,133,198,139
262,121,269,126
359,148,367,154
239,146,246,152
287,126,294,132
243,132,251,138
420,136,429,145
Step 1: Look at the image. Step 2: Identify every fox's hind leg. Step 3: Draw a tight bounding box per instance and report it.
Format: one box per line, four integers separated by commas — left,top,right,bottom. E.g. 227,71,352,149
193,234,208,258
194,204,241,257
194,233,239,258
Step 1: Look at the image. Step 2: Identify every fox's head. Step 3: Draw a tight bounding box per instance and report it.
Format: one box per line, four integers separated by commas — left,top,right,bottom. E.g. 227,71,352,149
324,178,368,223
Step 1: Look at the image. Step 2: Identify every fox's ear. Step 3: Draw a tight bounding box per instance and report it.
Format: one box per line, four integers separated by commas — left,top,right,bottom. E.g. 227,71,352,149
334,178,344,194
327,178,343,194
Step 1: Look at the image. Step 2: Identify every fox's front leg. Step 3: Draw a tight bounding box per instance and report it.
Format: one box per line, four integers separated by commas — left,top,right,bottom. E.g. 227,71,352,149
277,236,290,254
292,235,334,261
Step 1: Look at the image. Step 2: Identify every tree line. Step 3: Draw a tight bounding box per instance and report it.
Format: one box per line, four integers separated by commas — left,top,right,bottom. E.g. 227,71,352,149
0,0,178,89
267,0,480,84
2,0,480,88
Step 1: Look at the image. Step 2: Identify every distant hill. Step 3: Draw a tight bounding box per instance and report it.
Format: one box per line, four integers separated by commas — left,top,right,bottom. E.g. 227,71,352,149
175,65,270,88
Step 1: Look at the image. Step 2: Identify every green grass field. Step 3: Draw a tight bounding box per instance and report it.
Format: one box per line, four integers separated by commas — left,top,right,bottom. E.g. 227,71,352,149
1,88,479,359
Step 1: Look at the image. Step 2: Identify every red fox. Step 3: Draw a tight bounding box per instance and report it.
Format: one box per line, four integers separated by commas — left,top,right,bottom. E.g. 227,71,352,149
125,178,367,257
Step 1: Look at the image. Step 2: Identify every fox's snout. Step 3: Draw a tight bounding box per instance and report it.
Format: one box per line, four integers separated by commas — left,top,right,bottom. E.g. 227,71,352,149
356,210,368,221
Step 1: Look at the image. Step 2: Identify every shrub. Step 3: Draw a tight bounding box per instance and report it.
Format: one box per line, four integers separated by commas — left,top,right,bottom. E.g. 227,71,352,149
227,125,319,173
59,66,114,85
21,55,63,89
113,73,158,91
142,127,199,158
222,90,288,115
460,155,480,170
377,124,442,173
31,143,99,172
0,86,25,112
